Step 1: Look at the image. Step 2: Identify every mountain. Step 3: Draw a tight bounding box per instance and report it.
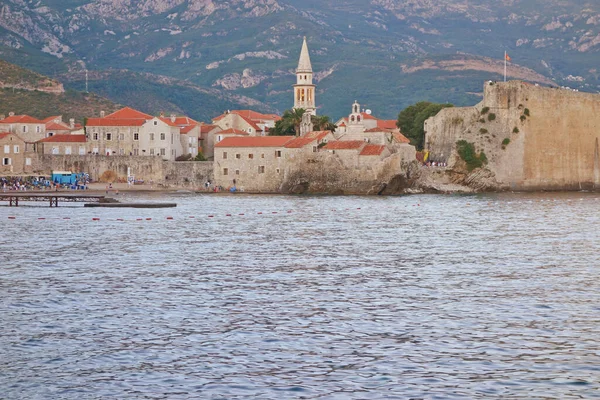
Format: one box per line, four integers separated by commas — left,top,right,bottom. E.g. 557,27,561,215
0,0,598,120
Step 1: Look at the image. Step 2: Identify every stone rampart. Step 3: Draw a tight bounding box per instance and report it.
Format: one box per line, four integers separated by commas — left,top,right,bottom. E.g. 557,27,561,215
425,81,600,191
35,155,213,188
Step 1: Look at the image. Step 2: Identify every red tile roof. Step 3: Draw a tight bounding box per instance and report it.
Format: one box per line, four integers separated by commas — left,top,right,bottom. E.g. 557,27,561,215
157,117,180,127
393,132,411,144
213,110,281,123
219,128,249,135
284,131,331,148
42,116,62,124
200,124,218,134
180,125,197,134
377,119,397,130
323,140,365,150
86,118,146,127
361,112,377,120
215,136,293,148
105,107,153,120
0,115,44,124
360,144,386,156
46,122,71,131
0,132,13,140
39,134,87,143
172,116,199,125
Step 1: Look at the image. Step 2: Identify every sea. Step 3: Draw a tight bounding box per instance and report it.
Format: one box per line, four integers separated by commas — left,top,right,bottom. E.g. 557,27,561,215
1,191,599,399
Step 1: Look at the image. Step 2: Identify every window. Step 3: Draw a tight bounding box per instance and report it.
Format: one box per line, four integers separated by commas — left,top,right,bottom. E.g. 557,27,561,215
150,133,155,141
223,168,229,176
119,149,124,155
248,128,252,133
134,133,139,141
79,146,85,155
119,133,125,141
154,121,158,126
52,147,59,155
25,158,31,166
275,150,282,158
160,133,166,141
276,168,280,174
261,153,265,158
223,152,228,159
106,133,112,141
65,146,72,155
2,157,10,165
235,169,240,175
248,154,254,159
171,133,173,144
160,148,166,156
22,126,27,133
236,154,241,159
93,133,99,141
258,166,265,174
217,135,222,142
133,149,139,156
3,145,9,153
313,146,317,152
150,148,155,155
36,126,40,133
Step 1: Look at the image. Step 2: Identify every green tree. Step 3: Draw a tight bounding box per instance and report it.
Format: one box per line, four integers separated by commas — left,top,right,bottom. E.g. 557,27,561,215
311,115,337,132
269,108,305,136
397,102,453,150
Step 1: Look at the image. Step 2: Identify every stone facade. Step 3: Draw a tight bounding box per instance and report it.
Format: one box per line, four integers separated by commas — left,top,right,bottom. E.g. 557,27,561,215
293,37,316,115
0,132,30,174
214,136,293,192
0,114,46,143
424,81,600,191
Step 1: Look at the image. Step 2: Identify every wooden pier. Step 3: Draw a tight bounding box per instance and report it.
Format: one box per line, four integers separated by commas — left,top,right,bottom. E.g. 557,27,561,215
0,192,106,207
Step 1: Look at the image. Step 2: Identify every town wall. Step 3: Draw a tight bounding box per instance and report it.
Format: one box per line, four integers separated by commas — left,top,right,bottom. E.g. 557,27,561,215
33,155,213,188
424,81,600,191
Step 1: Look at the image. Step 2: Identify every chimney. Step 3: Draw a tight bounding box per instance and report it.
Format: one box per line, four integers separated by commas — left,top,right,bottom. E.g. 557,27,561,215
9,112,15,117
0,114,4,120
160,112,165,118
69,118,75,129
170,113,176,123
100,110,105,118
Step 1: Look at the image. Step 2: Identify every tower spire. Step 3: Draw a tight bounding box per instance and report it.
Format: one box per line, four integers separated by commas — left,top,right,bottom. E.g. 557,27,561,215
293,37,316,116
297,36,312,73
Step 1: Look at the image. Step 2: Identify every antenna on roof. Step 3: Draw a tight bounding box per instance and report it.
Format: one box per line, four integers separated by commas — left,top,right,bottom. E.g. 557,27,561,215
365,109,372,115
85,69,89,93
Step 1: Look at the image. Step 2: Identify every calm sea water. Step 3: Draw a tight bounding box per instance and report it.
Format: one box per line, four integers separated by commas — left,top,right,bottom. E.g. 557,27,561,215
1,192,599,399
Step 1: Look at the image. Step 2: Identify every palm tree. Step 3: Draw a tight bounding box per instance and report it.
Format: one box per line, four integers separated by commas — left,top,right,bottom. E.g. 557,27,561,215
311,115,337,132
269,108,305,136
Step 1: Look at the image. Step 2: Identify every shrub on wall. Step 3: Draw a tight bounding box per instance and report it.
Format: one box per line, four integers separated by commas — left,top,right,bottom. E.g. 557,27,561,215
513,127,519,133
479,128,488,134
456,140,488,171
488,113,496,121
524,108,530,116
481,107,490,114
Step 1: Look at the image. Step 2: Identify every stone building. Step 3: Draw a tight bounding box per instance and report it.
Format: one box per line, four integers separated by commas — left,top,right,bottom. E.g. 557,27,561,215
0,114,46,143
86,107,193,160
213,136,293,192
38,134,88,155
199,124,220,160
334,100,401,144
212,110,280,136
0,132,32,174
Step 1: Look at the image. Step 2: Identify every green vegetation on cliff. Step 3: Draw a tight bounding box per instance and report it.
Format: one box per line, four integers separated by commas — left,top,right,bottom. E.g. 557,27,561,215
397,102,454,150
456,140,488,171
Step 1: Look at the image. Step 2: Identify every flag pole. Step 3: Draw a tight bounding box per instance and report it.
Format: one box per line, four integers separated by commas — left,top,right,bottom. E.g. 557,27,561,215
504,51,507,82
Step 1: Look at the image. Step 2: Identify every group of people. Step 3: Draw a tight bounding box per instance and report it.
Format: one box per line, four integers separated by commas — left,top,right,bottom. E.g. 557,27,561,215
425,161,447,167
1,176,52,192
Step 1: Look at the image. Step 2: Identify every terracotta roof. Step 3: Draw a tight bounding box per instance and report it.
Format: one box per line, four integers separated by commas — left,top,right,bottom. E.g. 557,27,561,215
46,122,71,131
0,115,44,124
173,116,199,125
157,117,180,127
360,144,386,156
284,131,331,148
180,125,197,134
105,107,153,120
0,132,13,140
377,119,397,130
213,110,281,123
237,114,262,131
39,134,86,143
323,140,365,150
200,124,218,134
86,118,146,127
393,132,411,144
219,128,249,135
215,136,293,148
42,116,62,124
338,122,346,127
361,112,377,120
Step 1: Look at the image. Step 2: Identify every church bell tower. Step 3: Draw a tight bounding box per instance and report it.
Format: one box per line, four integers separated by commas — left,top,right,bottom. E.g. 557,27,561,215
293,37,316,116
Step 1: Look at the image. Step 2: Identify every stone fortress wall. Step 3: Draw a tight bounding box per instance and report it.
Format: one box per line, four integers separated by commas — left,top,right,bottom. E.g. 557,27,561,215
34,155,213,188
425,81,600,191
